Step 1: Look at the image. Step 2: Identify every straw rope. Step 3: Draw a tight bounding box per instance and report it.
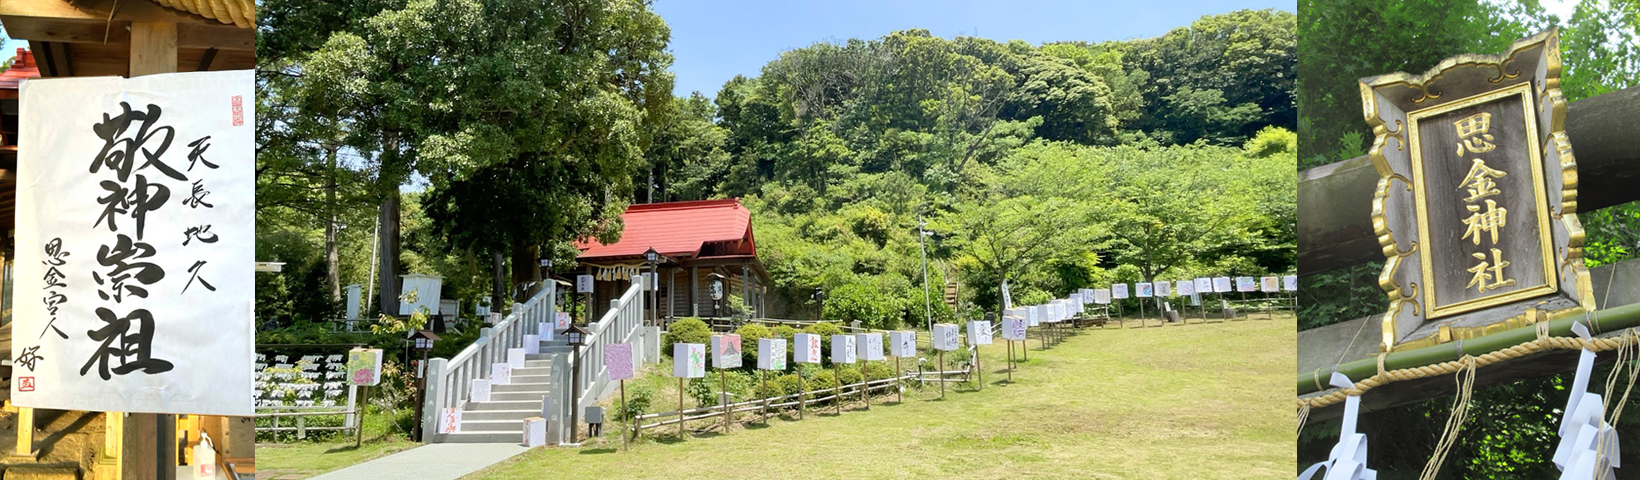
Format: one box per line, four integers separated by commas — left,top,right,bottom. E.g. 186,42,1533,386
1418,356,1475,480
1297,328,1628,410
148,0,254,28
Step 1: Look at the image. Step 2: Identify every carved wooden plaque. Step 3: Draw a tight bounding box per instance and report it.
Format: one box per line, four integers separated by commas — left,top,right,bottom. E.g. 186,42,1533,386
1360,29,1593,351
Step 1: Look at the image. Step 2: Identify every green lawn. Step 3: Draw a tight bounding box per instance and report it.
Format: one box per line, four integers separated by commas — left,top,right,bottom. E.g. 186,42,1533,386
466,314,1296,479
255,409,419,480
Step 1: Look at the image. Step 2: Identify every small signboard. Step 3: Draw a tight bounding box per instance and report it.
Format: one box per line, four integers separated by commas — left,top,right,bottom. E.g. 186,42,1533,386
576,275,594,293
439,407,463,434
794,334,822,364
1136,283,1154,298
1235,277,1257,292
1261,276,1280,293
757,338,787,370
931,324,961,351
1177,280,1196,296
968,321,993,345
711,334,742,369
1002,318,1027,341
673,343,705,378
1196,277,1214,294
857,333,885,361
347,348,384,386
1156,281,1172,297
555,312,572,331
490,363,512,386
1095,289,1111,304
470,379,491,403
1112,283,1130,299
1213,277,1233,293
605,343,635,381
889,331,918,357
1284,275,1299,292
831,334,857,364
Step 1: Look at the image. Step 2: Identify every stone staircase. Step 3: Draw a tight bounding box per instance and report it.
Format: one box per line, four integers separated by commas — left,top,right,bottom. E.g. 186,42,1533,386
440,347,559,444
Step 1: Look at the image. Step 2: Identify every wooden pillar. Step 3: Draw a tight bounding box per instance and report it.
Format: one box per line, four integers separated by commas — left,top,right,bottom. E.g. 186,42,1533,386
667,267,676,320
126,21,178,480
690,266,699,317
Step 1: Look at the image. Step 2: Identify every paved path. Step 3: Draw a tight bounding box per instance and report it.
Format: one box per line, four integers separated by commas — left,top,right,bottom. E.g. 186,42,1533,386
307,443,531,480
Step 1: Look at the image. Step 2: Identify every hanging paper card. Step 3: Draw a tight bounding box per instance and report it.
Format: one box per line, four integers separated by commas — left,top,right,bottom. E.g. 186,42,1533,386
1260,276,1280,293
1235,277,1256,292
1095,289,1111,304
1156,281,1172,297
1112,283,1130,299
12,71,255,415
1212,277,1232,293
1176,280,1196,296
605,343,634,381
672,343,705,378
347,348,383,386
967,321,992,345
1195,278,1213,294
555,312,571,331
711,334,742,369
856,333,885,361
889,331,917,358
1080,288,1095,304
576,275,594,293
1136,283,1154,298
794,334,822,364
831,334,857,364
931,324,960,351
757,338,787,370
1284,275,1299,292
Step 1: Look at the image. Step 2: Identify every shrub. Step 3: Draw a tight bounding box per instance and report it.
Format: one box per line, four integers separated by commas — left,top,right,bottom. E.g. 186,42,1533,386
772,325,797,342
807,370,839,402
774,373,804,400
836,365,863,387
686,370,753,407
614,383,654,422
664,317,712,356
861,361,894,381
749,371,787,399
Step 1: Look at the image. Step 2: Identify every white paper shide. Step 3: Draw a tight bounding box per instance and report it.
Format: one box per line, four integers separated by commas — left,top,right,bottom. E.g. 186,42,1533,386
12,71,254,416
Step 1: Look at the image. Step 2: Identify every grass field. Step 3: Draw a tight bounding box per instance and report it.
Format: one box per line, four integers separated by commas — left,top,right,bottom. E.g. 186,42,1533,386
466,314,1296,479
255,409,419,479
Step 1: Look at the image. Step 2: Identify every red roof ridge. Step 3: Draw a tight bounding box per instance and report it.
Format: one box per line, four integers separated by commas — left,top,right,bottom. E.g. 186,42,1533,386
575,198,756,261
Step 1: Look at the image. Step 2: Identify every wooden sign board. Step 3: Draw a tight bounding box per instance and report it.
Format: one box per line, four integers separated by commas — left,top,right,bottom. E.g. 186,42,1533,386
831,334,857,364
889,331,918,357
1361,29,1593,351
757,338,787,370
931,324,960,351
794,334,822,364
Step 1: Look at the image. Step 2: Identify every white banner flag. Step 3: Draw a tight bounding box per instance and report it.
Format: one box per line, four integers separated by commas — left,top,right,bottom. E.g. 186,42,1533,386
13,71,255,416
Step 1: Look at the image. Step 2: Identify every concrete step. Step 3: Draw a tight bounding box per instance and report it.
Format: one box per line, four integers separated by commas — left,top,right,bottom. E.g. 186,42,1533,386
461,409,543,422
490,391,552,402
492,382,551,393
456,419,531,432
506,375,551,384
524,359,552,368
511,367,550,377
467,400,542,411
440,430,523,444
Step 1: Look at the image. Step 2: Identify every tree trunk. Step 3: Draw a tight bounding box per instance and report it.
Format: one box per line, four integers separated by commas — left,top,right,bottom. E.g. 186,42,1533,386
492,251,506,316
510,243,542,300
377,190,402,317
325,145,341,303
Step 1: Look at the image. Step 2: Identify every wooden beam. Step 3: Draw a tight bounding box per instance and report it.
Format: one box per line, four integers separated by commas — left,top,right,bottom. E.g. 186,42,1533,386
129,22,176,77
0,0,224,26
0,17,251,50
195,47,218,72
1297,85,1640,275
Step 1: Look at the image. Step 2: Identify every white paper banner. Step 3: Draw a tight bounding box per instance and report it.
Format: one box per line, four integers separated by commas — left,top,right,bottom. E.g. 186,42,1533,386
1094,289,1110,304
1176,280,1196,296
1283,275,1299,292
1212,277,1232,293
12,71,254,416
1112,283,1129,299
1156,281,1172,297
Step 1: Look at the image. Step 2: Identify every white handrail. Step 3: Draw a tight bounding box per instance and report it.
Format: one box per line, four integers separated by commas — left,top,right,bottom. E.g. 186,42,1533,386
573,280,646,411
430,284,555,428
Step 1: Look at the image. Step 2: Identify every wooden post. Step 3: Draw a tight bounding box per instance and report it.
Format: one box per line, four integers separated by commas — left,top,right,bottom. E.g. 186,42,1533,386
975,345,983,390
938,350,946,399
355,386,368,448
619,379,627,451
760,370,770,423
797,368,806,420
677,378,684,440
894,357,903,402
720,370,731,433
1007,341,1014,383
128,20,178,479
833,363,842,415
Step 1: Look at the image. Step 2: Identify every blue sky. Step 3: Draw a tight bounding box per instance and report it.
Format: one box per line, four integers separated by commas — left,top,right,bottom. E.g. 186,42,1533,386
655,0,1296,98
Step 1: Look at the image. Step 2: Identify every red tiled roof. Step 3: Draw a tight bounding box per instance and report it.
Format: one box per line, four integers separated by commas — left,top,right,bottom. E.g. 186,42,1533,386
576,198,755,262
0,49,41,98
